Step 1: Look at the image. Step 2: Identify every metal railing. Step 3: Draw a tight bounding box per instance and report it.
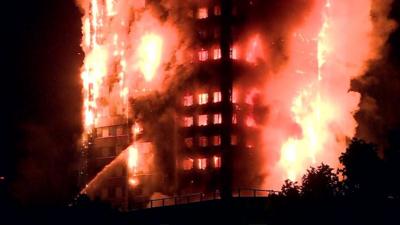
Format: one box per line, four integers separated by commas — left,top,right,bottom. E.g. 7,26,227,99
130,188,278,211
233,188,279,198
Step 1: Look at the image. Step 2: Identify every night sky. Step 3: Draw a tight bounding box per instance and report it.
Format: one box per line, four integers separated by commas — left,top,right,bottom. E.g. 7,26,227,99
2,0,83,206
1,0,400,207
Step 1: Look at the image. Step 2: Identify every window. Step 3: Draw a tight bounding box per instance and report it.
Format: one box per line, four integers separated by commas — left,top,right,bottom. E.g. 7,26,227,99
197,7,208,19
213,113,222,124
213,48,221,60
198,49,208,61
198,114,208,126
213,91,222,103
213,156,221,168
183,116,194,127
214,5,221,16
115,187,123,198
115,165,124,176
230,47,238,59
232,114,237,124
101,188,108,200
116,145,124,154
231,135,238,145
246,116,256,127
198,158,207,170
185,137,193,148
102,147,113,157
198,93,208,105
232,89,238,103
198,30,207,39
102,127,109,137
96,128,102,138
183,158,194,170
187,10,194,18
213,135,221,146
116,126,124,136
247,138,254,148
214,28,220,38
199,136,208,147
109,126,116,136
183,95,193,106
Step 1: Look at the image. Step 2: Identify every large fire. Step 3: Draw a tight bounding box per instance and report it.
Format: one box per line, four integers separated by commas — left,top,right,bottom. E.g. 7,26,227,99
78,0,179,191
262,0,393,187
77,0,395,195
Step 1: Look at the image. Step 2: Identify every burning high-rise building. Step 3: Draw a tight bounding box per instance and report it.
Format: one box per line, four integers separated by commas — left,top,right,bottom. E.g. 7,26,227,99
76,0,395,209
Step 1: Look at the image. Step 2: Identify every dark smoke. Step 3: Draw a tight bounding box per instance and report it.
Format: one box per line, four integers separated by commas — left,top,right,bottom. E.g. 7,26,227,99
354,0,400,151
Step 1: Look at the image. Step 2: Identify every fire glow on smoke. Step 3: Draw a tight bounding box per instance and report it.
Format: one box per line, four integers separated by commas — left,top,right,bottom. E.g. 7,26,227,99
78,0,395,191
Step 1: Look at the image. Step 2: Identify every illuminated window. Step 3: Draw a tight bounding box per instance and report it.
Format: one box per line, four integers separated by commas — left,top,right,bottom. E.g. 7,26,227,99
183,158,194,170
213,113,222,124
116,126,124,136
185,137,194,148
232,114,237,124
198,93,208,105
96,128,102,138
198,114,208,126
198,158,207,170
102,127,109,137
183,95,193,106
230,47,238,59
213,91,222,103
213,135,221,146
197,7,208,19
214,5,221,16
231,135,238,145
213,48,221,60
198,49,208,61
183,116,194,127
199,136,208,147
213,156,221,168
246,116,256,127
232,89,238,103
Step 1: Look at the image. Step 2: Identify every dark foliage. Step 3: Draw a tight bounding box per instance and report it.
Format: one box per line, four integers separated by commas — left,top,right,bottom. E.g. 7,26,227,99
301,163,340,200
339,138,385,197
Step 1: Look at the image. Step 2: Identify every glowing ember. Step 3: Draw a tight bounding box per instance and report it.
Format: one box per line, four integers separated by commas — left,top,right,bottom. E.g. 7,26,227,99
129,177,139,186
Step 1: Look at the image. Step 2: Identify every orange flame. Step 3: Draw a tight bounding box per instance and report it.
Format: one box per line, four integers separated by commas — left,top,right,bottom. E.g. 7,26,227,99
137,33,163,82
262,0,382,187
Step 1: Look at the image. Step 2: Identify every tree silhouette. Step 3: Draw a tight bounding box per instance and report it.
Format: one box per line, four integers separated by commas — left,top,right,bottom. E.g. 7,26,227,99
301,163,340,200
384,129,400,198
280,179,301,199
339,138,384,197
